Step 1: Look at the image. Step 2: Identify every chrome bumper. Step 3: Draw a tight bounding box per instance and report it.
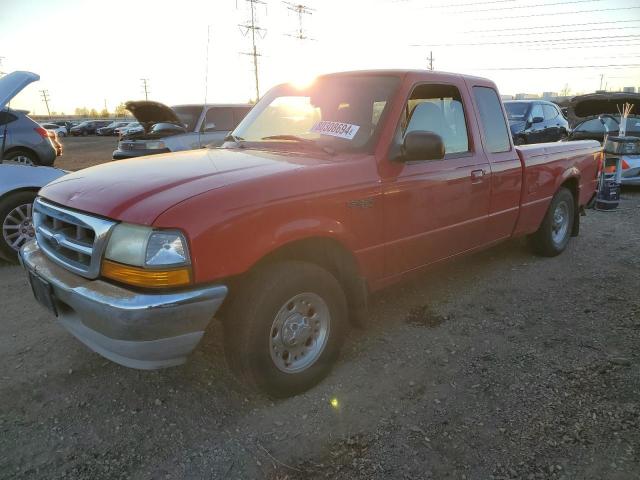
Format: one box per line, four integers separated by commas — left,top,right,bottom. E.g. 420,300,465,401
20,241,227,369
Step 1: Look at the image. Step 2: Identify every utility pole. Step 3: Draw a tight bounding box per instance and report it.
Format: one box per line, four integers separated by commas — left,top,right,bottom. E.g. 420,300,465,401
140,78,150,100
599,74,604,91
39,89,51,118
0,57,5,77
428,51,435,71
284,2,315,41
239,0,267,101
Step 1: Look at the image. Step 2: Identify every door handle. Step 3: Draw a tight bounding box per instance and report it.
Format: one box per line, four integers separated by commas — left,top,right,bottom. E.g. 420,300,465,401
471,169,485,182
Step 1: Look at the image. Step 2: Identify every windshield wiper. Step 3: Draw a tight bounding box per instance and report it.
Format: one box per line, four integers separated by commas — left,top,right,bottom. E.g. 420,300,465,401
261,135,336,156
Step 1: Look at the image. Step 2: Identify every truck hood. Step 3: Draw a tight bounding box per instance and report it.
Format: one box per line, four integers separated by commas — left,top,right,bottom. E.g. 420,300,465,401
0,71,39,109
39,148,315,225
125,100,182,126
567,92,640,127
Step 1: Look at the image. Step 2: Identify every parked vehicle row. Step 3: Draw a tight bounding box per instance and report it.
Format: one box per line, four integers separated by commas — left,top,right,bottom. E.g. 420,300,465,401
112,102,251,160
17,69,602,397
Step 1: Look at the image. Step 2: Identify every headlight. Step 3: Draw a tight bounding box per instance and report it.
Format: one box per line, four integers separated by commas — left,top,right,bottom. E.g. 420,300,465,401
102,223,191,288
144,141,166,150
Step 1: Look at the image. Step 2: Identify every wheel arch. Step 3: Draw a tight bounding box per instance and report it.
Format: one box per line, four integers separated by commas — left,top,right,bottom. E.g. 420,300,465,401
221,235,368,327
558,175,580,236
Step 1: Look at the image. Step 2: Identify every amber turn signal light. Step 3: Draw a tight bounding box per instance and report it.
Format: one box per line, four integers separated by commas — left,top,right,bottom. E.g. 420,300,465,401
101,259,191,288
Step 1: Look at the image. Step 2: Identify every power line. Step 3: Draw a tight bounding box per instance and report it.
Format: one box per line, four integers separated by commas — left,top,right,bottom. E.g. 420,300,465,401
528,42,640,50
140,78,150,100
465,18,640,34
411,34,640,48
239,0,267,101
477,24,640,39
394,0,515,6
451,0,601,14
487,5,640,20
478,64,640,71
284,2,315,41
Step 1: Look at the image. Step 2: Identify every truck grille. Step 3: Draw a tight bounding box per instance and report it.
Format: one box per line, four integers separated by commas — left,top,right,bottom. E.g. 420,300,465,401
33,198,116,279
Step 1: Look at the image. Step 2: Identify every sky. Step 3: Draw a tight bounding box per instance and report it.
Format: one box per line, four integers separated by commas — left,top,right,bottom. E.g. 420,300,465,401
1,0,639,115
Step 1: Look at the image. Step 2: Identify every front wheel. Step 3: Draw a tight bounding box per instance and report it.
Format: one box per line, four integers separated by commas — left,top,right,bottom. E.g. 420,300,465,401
528,187,575,257
0,191,37,262
223,261,348,397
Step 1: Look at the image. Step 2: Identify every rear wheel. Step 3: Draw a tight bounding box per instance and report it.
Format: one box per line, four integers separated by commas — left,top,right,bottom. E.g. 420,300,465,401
223,261,348,397
0,191,37,262
529,187,575,257
2,150,37,166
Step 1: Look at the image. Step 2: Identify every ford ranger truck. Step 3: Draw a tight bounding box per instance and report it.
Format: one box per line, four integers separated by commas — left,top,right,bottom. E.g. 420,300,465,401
20,70,602,397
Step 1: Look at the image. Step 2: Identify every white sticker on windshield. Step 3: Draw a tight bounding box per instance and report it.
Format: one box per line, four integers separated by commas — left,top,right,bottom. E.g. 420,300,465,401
311,121,360,140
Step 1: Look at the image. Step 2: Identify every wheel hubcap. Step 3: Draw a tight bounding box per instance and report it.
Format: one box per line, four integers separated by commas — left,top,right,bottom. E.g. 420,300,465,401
551,201,569,245
10,155,34,166
269,292,330,373
2,203,34,251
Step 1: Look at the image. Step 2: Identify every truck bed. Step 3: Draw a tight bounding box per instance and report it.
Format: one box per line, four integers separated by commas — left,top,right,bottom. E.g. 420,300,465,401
513,140,602,236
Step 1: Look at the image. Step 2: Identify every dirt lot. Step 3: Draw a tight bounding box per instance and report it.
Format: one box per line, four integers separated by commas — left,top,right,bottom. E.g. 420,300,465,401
0,168,638,478
55,136,118,171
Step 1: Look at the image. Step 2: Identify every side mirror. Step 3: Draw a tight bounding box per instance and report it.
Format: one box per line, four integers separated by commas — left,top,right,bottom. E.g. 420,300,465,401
402,131,445,161
532,116,544,124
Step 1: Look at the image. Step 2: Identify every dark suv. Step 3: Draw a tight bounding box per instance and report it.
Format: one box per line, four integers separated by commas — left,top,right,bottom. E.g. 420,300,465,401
69,120,112,136
504,100,569,145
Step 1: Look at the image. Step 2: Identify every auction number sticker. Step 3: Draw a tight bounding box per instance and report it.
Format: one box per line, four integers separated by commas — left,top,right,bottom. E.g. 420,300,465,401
310,121,360,140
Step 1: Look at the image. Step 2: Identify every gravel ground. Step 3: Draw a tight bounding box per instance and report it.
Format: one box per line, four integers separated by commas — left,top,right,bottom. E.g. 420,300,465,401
55,136,117,171
0,188,638,480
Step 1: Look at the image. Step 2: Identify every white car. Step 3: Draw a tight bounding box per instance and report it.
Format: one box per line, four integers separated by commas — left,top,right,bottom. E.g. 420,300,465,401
40,122,67,138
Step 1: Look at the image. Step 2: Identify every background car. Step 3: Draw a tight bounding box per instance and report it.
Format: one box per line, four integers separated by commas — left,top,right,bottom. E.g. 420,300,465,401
40,122,67,137
112,102,251,160
0,71,67,261
69,120,111,136
568,114,640,143
97,121,131,136
52,120,73,133
0,110,57,166
504,100,569,145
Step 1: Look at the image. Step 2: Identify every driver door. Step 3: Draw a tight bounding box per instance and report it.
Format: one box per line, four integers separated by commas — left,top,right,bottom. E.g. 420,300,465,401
199,107,236,148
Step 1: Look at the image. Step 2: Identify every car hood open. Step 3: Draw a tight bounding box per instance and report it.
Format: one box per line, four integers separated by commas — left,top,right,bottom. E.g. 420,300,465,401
567,92,640,127
0,71,39,109
125,100,182,126
38,147,329,225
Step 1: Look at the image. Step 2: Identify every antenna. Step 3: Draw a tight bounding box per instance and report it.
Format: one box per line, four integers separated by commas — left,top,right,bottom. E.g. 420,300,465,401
140,78,150,100
284,2,315,41
239,0,267,101
39,89,52,118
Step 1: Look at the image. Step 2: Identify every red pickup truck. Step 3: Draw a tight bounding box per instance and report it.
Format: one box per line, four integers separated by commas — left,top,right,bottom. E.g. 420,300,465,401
20,70,601,396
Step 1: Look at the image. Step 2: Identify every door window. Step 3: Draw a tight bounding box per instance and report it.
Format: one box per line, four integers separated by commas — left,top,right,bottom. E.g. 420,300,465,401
530,104,543,121
543,104,558,121
472,86,511,153
203,107,235,131
403,84,470,155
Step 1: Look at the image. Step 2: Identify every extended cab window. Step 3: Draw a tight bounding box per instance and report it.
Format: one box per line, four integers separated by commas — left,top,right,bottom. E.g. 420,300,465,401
402,84,470,155
204,107,235,131
473,86,511,153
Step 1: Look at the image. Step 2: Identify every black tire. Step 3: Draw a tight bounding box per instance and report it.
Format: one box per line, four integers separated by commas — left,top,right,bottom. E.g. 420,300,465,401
514,136,526,146
0,191,37,262
528,187,575,257
223,260,348,397
3,150,37,166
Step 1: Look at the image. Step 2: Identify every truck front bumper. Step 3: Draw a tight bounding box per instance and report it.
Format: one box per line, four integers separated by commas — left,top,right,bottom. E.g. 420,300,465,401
19,241,227,370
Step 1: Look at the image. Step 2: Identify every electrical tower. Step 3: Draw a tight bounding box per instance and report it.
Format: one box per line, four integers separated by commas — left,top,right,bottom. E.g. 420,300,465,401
428,51,435,71
239,0,267,101
140,78,150,100
284,2,315,41
39,89,51,118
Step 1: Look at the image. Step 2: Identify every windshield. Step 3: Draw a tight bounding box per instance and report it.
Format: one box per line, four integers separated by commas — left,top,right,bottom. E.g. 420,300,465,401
172,106,202,131
504,102,530,121
231,75,400,152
